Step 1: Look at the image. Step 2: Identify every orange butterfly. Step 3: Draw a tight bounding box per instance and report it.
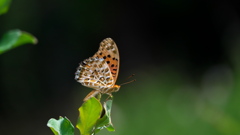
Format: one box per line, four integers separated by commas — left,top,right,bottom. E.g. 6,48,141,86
75,38,120,101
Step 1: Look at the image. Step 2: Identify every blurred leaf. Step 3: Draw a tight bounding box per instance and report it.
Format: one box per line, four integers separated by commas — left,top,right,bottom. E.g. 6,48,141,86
106,124,115,132
0,0,11,15
0,29,37,54
76,97,102,135
94,99,115,134
47,116,74,135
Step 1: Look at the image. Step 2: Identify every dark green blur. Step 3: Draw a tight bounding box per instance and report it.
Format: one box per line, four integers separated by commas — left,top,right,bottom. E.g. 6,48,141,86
0,0,240,135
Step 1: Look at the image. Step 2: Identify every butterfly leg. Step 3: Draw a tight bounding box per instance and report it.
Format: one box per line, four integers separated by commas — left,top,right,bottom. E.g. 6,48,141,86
83,90,100,101
105,93,113,101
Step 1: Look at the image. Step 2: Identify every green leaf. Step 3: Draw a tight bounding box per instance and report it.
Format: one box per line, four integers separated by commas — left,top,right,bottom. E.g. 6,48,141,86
0,0,11,15
94,99,115,134
106,124,115,132
0,29,37,54
76,97,102,135
47,116,74,135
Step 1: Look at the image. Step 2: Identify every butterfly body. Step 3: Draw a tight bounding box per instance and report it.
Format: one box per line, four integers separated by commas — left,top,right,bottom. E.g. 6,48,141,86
75,38,120,101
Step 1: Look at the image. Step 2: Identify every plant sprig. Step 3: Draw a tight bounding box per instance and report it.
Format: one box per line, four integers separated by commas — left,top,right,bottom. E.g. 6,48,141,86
47,96,115,135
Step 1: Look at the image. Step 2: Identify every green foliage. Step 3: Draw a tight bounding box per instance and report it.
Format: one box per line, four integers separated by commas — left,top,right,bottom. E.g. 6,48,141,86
94,100,115,134
0,0,11,15
76,97,102,135
47,97,115,135
0,1,37,54
47,116,74,135
0,29,37,54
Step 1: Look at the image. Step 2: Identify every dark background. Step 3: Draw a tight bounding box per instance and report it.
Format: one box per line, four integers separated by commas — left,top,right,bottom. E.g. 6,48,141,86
1,0,240,134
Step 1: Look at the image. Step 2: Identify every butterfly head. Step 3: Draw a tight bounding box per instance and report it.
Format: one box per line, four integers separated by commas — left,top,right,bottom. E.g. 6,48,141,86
112,85,121,92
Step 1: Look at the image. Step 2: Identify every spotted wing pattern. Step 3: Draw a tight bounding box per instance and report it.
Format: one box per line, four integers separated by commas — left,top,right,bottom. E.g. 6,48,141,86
75,57,114,90
93,38,120,84
75,38,120,93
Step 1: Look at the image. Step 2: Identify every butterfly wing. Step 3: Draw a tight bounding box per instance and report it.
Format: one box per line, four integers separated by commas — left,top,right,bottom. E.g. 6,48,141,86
93,38,120,84
75,57,115,89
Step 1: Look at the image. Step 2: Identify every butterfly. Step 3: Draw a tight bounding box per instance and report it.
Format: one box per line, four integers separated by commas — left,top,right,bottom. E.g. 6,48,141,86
75,38,120,101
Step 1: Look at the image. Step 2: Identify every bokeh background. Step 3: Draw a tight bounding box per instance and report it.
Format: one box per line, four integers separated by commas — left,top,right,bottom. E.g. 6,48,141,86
1,0,240,135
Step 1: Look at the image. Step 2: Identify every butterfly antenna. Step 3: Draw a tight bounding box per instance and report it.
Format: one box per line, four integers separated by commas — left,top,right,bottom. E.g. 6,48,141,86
126,74,135,80
121,74,135,83
120,79,136,86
